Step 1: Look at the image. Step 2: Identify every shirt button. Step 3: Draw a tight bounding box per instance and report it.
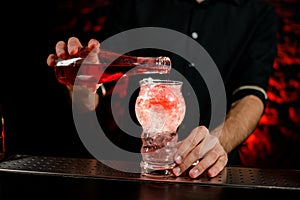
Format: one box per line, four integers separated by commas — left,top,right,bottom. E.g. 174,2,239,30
191,32,198,39
188,62,195,67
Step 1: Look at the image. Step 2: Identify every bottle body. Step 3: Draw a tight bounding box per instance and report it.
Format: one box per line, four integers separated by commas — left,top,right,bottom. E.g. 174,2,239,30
54,49,171,86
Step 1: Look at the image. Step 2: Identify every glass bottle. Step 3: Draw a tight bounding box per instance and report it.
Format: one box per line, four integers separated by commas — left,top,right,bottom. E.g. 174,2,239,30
54,49,171,86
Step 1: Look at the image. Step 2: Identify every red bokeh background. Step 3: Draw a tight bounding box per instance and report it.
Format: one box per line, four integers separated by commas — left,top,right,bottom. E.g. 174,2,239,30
239,0,300,169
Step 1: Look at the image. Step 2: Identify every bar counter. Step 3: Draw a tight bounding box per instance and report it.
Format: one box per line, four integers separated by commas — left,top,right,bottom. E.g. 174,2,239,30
0,155,299,199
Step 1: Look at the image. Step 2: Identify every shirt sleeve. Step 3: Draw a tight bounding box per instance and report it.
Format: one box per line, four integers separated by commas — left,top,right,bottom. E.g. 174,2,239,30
230,4,278,106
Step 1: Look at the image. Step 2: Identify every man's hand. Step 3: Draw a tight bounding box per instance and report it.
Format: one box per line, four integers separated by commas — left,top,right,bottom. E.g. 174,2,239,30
173,126,228,178
47,37,102,112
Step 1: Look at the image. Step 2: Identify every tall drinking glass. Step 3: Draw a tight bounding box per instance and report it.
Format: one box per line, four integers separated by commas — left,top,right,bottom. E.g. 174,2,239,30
135,78,186,177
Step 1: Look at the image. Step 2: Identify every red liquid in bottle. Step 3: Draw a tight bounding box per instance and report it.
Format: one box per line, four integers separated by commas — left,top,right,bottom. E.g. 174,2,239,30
54,51,171,86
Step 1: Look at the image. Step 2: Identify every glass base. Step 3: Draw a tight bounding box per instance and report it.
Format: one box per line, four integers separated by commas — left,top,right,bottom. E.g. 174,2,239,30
140,161,176,178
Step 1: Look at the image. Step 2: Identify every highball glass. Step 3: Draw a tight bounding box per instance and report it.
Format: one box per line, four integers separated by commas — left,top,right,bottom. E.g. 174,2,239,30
135,77,186,177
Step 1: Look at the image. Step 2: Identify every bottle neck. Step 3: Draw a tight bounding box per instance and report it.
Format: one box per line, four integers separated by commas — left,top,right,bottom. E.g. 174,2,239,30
99,50,172,75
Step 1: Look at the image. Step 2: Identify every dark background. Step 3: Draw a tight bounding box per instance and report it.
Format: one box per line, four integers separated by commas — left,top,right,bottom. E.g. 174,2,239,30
1,0,299,169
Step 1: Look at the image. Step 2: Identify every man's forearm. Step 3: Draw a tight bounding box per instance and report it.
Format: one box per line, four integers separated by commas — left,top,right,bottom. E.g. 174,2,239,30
211,95,265,153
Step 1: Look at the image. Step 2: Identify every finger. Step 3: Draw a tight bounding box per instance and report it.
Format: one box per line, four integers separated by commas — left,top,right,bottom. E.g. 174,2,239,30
184,133,218,166
206,145,228,177
174,126,208,164
55,41,68,58
173,133,217,177
67,37,83,55
207,154,228,178
172,126,209,177
189,144,228,178
46,54,58,67
87,39,100,49
86,39,101,63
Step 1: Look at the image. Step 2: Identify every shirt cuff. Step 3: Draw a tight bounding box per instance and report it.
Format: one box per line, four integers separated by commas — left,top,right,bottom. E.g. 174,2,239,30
232,85,268,107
